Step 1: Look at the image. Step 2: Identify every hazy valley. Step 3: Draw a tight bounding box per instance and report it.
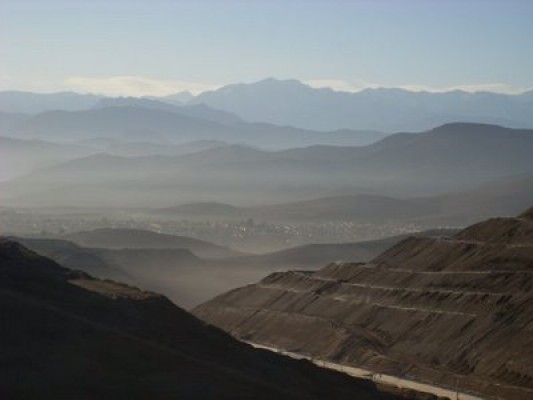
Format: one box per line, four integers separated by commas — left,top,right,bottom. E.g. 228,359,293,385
2,5,533,396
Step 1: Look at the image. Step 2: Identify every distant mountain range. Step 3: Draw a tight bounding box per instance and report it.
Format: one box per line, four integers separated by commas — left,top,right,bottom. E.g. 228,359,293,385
161,195,431,222
64,228,242,258
191,78,533,131
2,78,533,133
93,97,244,124
0,136,95,181
3,123,532,208
80,138,227,157
160,172,533,226
0,90,102,113
0,135,230,182
0,102,385,148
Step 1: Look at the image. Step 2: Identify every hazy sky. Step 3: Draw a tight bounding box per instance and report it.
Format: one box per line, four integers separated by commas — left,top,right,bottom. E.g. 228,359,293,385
1,0,532,96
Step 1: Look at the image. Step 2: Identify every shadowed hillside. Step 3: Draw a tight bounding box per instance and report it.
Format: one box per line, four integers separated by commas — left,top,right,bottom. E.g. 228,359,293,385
0,239,414,400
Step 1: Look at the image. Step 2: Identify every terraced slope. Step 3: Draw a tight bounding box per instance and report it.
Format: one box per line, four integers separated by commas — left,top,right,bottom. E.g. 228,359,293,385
194,208,533,399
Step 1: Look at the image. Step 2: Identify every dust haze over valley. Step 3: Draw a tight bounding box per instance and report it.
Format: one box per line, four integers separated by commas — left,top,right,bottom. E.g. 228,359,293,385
1,1,533,399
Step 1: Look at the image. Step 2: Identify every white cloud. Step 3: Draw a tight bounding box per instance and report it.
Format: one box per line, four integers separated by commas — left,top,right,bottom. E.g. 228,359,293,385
0,72,528,96
63,76,218,97
304,79,376,92
304,79,527,95
395,83,527,94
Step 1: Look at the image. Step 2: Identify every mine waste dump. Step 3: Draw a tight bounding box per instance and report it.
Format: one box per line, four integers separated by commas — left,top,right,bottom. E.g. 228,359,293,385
194,208,533,400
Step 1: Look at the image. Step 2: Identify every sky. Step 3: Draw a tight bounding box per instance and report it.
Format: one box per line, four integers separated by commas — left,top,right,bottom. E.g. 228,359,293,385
1,0,532,96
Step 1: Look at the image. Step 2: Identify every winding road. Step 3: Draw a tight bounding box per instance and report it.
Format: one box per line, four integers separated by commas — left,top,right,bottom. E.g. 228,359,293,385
247,342,486,400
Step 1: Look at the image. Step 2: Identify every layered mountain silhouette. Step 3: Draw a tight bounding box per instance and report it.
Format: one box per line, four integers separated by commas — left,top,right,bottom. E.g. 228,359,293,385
192,78,533,131
3,82,533,133
80,138,227,157
0,136,94,181
0,238,413,399
4,123,531,209
0,110,28,132
160,195,433,222
0,91,102,114
0,103,384,148
194,208,533,399
93,97,244,124
0,134,233,181
63,228,242,258
214,229,457,273
161,172,533,226
15,229,439,308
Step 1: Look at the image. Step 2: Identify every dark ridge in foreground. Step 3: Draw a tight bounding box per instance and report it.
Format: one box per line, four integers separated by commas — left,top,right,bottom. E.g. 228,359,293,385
193,209,533,400
0,239,414,400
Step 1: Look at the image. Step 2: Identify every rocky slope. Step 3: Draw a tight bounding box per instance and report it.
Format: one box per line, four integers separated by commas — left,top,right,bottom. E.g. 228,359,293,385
0,238,414,400
194,208,533,399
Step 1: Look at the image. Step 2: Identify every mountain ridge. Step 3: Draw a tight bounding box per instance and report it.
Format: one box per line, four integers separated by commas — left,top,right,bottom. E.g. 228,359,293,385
191,78,533,131
1,103,385,148
4,81,533,133
63,227,243,258
158,172,533,225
